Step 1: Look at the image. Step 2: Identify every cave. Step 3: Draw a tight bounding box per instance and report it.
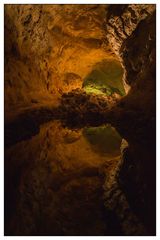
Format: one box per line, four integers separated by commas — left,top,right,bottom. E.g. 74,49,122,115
4,4,156,236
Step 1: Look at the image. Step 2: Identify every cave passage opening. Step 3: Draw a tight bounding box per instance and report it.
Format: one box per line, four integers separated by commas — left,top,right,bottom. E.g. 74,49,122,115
82,58,125,98
80,58,125,173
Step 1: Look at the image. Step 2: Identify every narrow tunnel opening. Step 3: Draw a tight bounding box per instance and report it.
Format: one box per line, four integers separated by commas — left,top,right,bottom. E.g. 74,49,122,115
82,58,125,98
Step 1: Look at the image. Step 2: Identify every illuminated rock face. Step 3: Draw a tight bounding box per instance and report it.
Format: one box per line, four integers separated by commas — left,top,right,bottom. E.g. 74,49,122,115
106,4,155,92
5,4,117,114
4,4,155,115
105,4,156,140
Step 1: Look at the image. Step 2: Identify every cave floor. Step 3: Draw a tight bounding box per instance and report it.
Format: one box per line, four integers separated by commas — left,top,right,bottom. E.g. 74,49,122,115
5,120,121,236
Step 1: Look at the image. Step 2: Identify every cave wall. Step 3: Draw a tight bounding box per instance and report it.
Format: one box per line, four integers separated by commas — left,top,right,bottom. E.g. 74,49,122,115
4,4,155,117
106,4,155,92
5,4,118,115
105,4,156,142
104,4,156,235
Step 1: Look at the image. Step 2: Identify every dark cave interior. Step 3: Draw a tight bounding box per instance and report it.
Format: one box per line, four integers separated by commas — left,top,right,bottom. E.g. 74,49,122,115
4,4,156,236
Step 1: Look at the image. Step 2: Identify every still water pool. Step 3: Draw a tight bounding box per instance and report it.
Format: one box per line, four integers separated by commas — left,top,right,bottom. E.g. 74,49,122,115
5,120,122,235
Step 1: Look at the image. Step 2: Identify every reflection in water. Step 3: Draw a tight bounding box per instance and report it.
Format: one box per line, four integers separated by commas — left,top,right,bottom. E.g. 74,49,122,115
5,120,122,236
83,125,122,157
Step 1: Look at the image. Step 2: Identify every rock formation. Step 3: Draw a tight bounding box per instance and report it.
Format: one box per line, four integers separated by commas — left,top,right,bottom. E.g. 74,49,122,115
104,4,156,235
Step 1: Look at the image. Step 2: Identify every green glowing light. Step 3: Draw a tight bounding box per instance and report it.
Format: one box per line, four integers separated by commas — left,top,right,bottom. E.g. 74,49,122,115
83,59,126,96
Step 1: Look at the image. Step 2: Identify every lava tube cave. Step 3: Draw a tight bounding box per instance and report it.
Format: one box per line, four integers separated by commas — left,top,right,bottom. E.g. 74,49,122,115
4,4,156,236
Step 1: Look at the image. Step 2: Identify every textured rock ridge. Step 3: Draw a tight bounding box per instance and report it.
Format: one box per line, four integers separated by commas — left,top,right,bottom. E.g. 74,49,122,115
106,4,155,92
103,4,156,235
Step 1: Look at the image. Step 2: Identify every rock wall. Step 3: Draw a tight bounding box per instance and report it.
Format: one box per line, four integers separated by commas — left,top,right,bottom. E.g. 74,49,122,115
5,4,117,115
103,4,156,235
106,4,155,92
